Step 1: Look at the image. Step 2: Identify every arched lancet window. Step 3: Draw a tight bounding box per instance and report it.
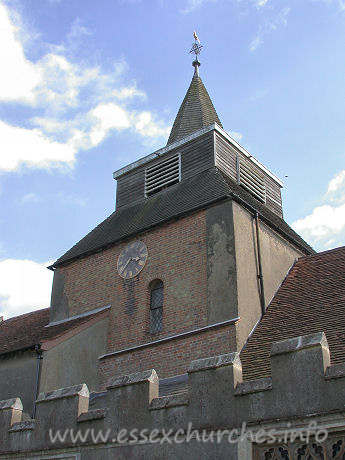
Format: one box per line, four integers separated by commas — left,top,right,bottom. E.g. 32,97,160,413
150,280,163,333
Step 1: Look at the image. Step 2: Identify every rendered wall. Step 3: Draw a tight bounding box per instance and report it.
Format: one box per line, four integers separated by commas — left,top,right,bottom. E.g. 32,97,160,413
232,201,304,349
206,201,238,324
0,350,36,416
50,269,70,323
40,318,108,394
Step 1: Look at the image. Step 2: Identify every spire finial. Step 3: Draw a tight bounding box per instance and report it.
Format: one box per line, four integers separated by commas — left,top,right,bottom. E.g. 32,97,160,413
189,31,203,76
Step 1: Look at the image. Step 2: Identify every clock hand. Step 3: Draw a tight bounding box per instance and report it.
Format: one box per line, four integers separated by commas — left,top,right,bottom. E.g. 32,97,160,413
120,257,132,273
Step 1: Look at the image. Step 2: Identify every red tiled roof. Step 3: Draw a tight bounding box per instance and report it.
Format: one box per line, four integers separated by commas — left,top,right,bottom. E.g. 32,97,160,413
240,246,345,381
0,308,108,355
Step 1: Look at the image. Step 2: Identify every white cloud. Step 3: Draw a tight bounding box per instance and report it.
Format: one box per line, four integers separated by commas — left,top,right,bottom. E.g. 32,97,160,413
90,103,131,144
327,170,345,194
311,0,345,12
21,192,40,203
323,238,336,249
0,3,40,103
0,259,53,319
19,191,86,206
255,0,269,8
55,191,87,207
0,3,170,173
0,120,76,171
181,0,216,14
276,7,290,26
292,170,345,250
66,103,170,150
66,17,92,44
229,131,243,142
249,7,290,52
250,35,264,52
325,170,345,204
134,111,170,138
293,203,345,239
182,0,271,14
112,86,146,100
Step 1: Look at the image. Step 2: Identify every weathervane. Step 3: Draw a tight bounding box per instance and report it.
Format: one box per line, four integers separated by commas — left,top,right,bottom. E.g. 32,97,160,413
190,31,203,75
190,31,203,59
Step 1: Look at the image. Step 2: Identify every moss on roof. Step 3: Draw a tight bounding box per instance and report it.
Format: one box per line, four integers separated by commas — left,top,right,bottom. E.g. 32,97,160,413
52,167,313,268
167,74,222,145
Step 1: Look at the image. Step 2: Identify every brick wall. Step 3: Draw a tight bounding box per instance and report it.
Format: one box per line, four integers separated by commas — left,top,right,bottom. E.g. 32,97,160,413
58,209,239,382
98,323,237,389
62,213,208,337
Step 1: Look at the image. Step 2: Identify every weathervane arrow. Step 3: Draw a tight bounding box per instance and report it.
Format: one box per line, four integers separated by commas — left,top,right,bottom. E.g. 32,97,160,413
190,31,203,58
190,31,203,75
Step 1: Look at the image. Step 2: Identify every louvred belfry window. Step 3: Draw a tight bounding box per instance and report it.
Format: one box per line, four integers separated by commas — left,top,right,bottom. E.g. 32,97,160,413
150,280,163,333
239,159,266,203
145,153,181,197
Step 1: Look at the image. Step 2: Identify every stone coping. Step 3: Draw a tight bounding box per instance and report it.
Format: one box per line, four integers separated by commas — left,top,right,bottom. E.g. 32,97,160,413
36,384,89,403
107,369,158,390
188,352,240,373
325,363,345,380
271,332,327,356
77,409,107,423
234,378,272,396
149,393,189,410
9,420,35,432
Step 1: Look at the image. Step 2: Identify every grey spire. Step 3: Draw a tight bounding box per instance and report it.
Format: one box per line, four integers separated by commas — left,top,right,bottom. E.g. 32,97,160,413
167,59,223,145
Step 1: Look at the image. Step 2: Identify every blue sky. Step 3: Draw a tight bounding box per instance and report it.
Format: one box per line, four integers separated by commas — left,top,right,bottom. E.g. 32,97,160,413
0,0,344,318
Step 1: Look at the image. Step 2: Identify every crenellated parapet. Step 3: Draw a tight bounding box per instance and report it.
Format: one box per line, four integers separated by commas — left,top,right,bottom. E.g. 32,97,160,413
1,332,345,458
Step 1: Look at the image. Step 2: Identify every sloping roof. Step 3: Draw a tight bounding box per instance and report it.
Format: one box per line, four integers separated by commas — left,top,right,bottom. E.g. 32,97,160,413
240,246,345,381
0,308,108,356
51,167,313,268
167,72,222,145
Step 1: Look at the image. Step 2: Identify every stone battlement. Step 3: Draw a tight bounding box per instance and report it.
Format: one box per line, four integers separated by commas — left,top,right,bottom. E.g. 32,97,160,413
1,332,345,459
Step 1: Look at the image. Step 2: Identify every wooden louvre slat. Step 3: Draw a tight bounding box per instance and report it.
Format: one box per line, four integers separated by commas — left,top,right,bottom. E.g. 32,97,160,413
145,153,181,196
239,160,266,203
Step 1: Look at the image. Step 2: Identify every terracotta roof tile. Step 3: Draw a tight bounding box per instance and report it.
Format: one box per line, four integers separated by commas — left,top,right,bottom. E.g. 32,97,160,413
240,246,345,380
0,308,107,355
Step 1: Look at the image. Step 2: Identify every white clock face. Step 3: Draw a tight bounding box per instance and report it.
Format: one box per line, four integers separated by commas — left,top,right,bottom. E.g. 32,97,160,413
117,241,148,279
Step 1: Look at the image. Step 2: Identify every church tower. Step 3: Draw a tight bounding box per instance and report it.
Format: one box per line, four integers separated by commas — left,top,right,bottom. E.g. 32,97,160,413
48,39,313,390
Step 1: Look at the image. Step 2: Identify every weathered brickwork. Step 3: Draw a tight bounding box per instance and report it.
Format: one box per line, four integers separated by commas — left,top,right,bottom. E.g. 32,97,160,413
57,210,237,381
98,323,237,389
